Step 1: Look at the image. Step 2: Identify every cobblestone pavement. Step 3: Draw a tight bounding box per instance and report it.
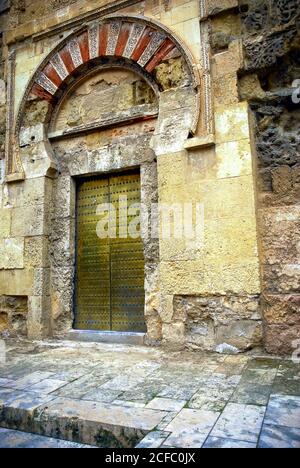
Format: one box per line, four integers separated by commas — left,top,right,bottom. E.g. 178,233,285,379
0,339,299,448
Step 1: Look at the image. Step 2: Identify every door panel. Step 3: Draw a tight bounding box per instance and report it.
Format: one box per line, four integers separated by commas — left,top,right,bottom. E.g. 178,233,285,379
74,172,146,332
75,177,110,330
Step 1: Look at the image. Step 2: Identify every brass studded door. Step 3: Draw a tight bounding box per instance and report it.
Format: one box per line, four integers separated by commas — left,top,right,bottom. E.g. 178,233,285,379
74,172,146,332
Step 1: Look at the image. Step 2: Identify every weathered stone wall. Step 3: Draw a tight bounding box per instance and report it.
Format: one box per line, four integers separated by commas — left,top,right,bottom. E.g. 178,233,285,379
206,0,300,355
3,0,296,354
241,0,300,355
0,295,27,335
0,3,29,337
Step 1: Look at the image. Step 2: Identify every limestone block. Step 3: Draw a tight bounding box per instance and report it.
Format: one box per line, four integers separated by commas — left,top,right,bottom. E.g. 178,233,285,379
264,324,300,355
3,178,50,209
186,318,215,351
154,56,192,91
33,268,51,296
27,295,51,339
157,151,187,189
19,124,45,147
162,321,186,346
49,217,75,268
11,205,46,237
53,176,76,219
160,257,260,296
152,110,193,155
263,294,300,326
0,79,6,106
152,88,196,155
158,293,174,323
215,320,263,352
215,103,250,144
0,209,11,238
202,260,261,295
174,295,261,326
160,237,200,262
160,87,197,113
172,293,263,352
238,74,266,101
212,41,243,77
171,1,199,25
160,261,205,295
181,18,201,48
51,266,74,325
60,145,90,177
141,161,157,189
215,139,253,179
203,176,256,220
0,238,24,269
204,217,259,263
68,135,154,177
258,206,300,266
263,264,300,295
0,295,28,337
0,269,34,296
213,73,239,107
23,100,50,128
145,314,163,342
205,0,239,17
21,142,57,179
0,295,27,315
24,236,50,268
14,73,31,112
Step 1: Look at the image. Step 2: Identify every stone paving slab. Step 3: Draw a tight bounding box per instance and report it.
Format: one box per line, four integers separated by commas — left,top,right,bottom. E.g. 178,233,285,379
0,428,95,448
203,437,256,449
0,338,299,448
39,397,166,431
146,397,186,412
136,431,170,448
162,408,220,448
210,403,266,443
258,424,300,448
264,395,300,428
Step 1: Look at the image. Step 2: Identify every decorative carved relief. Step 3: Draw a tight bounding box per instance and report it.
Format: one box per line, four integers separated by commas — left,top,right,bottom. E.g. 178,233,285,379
9,15,208,179
242,0,300,32
244,29,297,69
273,0,299,24
138,32,166,67
88,24,100,59
36,73,58,95
50,53,69,81
106,21,122,55
30,17,196,103
123,23,145,58
68,38,83,68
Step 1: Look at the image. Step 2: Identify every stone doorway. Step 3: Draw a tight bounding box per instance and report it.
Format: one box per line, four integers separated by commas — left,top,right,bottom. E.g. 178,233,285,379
74,171,146,333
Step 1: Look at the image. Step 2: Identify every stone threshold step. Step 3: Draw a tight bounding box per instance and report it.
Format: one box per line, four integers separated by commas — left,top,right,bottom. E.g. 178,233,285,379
0,389,166,448
66,330,146,346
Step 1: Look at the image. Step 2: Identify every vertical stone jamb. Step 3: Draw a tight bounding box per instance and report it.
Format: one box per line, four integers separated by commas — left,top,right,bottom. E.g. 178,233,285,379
27,176,54,339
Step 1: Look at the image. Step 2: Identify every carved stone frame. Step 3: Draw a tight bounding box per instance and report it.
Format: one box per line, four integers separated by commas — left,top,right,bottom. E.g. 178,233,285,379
4,12,215,340
5,12,216,180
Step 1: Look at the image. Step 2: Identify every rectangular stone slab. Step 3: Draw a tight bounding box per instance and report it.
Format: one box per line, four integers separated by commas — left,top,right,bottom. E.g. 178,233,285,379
38,397,166,431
